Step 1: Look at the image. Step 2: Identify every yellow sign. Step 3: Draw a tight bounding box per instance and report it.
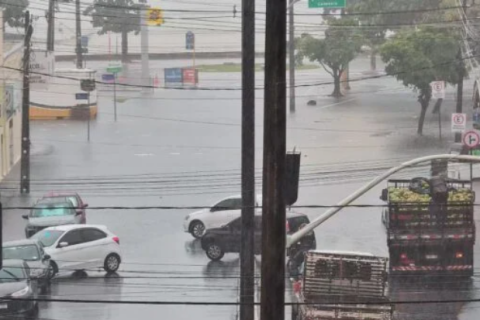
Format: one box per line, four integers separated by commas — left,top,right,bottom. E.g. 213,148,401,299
146,8,164,26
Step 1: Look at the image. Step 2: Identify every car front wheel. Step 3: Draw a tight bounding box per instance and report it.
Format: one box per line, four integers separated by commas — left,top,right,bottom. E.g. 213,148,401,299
205,243,224,261
104,254,121,273
190,221,206,239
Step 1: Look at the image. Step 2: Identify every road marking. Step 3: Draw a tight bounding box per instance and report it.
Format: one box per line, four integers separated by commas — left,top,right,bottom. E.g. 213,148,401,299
134,153,154,157
318,98,356,110
170,152,180,155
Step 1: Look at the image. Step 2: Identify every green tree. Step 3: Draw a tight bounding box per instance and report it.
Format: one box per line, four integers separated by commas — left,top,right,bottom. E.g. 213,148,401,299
380,28,463,135
0,0,29,28
84,0,141,62
347,0,389,71
295,19,363,97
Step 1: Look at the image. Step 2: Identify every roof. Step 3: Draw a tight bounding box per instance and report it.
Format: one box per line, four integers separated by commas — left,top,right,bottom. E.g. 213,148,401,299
42,224,108,232
310,250,375,257
3,239,40,247
44,191,80,197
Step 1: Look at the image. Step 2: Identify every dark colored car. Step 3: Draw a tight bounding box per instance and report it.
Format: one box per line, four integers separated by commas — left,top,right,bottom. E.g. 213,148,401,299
0,260,38,319
201,212,316,261
3,239,53,293
23,198,83,238
42,192,88,224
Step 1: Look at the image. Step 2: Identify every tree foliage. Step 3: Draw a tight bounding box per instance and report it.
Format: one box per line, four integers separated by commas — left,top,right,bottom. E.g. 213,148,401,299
380,28,463,135
295,19,363,97
84,0,141,62
0,0,29,28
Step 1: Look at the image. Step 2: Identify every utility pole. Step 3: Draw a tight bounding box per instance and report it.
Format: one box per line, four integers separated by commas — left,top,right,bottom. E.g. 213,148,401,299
140,4,150,94
75,0,83,69
240,0,255,317
288,1,295,113
46,0,55,51
456,0,468,142
261,1,287,320
21,12,33,194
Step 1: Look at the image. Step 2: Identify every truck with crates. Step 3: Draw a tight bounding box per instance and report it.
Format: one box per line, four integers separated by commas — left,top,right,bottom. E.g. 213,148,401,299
290,250,392,320
380,177,475,276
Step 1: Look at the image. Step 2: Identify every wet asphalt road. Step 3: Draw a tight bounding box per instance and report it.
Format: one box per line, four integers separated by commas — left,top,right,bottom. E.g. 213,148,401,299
1,64,479,320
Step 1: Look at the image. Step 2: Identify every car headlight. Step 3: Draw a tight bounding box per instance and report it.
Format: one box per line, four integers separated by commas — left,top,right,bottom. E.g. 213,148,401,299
11,287,29,298
30,268,45,278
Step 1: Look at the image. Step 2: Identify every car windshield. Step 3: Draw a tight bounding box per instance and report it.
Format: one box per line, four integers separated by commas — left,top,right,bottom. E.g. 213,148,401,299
31,203,75,218
0,267,25,283
3,245,40,261
31,230,65,247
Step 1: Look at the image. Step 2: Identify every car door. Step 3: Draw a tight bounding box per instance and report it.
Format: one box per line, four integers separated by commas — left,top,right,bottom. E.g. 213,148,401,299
206,198,241,229
66,196,83,224
54,229,90,271
80,228,109,266
225,218,242,253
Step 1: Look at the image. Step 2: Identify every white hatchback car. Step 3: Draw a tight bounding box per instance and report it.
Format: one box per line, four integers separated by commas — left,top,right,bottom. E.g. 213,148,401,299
184,195,262,239
30,224,121,274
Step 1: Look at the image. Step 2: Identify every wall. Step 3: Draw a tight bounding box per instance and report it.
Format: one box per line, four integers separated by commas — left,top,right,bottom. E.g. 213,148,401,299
1,26,24,179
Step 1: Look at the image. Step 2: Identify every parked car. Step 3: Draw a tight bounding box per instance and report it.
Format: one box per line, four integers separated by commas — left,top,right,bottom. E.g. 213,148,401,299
0,259,38,319
23,198,83,238
201,211,316,261
3,239,53,294
30,224,121,274
42,192,88,223
184,195,262,239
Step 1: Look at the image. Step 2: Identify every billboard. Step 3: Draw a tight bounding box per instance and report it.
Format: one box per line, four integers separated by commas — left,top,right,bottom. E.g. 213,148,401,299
30,50,54,90
182,68,198,86
164,68,183,86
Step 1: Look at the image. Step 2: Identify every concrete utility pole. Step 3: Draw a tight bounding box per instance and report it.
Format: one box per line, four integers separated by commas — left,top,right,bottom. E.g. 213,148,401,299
456,0,468,142
240,0,255,317
288,1,296,113
46,0,55,51
21,12,33,194
140,4,150,94
288,154,480,246
261,1,287,320
75,0,83,69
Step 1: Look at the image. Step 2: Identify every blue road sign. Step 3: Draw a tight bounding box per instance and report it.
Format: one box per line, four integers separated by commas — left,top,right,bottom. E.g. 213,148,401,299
102,73,115,82
81,36,89,48
76,93,89,100
164,68,183,84
186,31,195,50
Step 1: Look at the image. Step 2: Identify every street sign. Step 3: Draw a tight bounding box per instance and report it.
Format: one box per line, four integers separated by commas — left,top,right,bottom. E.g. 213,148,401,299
182,68,198,85
431,81,445,99
81,36,89,48
451,113,467,133
106,64,122,74
164,68,183,85
75,93,89,100
308,0,346,8
102,73,115,82
463,130,480,148
147,7,164,26
186,31,195,50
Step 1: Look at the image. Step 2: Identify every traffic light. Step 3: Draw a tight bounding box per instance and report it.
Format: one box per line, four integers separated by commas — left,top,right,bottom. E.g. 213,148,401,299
146,8,164,26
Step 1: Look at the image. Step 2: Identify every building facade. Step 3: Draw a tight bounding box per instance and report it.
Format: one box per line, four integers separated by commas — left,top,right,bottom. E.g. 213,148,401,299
0,10,23,179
